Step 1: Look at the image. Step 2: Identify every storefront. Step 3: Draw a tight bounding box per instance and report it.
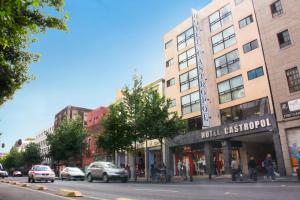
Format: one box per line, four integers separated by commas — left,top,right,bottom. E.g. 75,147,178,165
167,114,285,177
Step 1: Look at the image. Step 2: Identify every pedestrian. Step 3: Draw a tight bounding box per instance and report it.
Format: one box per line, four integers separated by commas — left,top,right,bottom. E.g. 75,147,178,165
296,149,300,181
177,160,182,176
264,154,275,181
231,157,239,181
125,165,131,179
248,156,257,182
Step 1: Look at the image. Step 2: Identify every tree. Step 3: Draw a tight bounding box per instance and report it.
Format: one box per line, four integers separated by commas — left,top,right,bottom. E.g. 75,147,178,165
139,88,187,165
0,0,68,105
1,147,23,172
97,103,133,162
47,117,86,167
22,143,42,168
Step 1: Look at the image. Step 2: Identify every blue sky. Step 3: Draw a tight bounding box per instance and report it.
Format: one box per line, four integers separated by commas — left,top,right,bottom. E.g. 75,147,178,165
0,0,211,152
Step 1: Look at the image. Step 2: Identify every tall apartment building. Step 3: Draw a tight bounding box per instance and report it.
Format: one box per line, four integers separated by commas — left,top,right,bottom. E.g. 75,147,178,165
253,0,300,175
35,126,54,165
163,0,287,177
54,106,92,129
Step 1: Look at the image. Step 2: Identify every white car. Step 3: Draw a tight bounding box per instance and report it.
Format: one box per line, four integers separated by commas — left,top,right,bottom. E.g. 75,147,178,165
28,165,55,183
0,170,8,178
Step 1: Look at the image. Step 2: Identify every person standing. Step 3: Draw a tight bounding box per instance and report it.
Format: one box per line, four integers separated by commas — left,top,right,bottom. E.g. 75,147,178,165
177,160,182,176
264,154,275,181
248,156,257,182
231,157,239,181
296,149,300,181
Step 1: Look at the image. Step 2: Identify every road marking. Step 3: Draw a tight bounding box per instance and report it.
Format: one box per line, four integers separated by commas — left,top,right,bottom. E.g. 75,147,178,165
134,188,178,193
83,195,110,200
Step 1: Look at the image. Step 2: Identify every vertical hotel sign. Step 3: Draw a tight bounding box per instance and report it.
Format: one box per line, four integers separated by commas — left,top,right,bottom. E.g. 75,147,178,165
192,9,210,128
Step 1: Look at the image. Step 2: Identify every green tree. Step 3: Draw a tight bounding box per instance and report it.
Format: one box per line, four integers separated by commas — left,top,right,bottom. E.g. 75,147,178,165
47,117,86,167
1,147,23,172
22,143,42,168
0,0,68,105
97,103,133,162
140,88,187,165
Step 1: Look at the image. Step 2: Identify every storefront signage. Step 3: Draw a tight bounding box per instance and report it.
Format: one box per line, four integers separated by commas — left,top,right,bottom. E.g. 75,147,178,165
192,9,210,128
170,115,276,147
281,98,300,118
136,139,160,149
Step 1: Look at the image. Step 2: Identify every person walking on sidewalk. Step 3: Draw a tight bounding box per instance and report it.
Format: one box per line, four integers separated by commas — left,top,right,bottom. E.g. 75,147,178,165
231,157,239,181
296,149,300,181
264,154,275,181
248,156,257,182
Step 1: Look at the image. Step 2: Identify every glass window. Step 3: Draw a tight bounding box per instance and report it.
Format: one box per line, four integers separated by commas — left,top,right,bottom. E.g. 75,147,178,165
234,0,244,6
220,97,270,124
169,99,176,108
180,68,198,92
181,92,200,115
243,39,259,53
270,0,283,17
286,67,300,93
166,78,175,87
239,15,253,29
215,49,240,77
165,40,173,49
166,58,174,67
218,75,245,104
187,116,203,131
177,27,194,50
247,67,264,80
212,26,236,53
178,47,196,70
209,5,232,32
277,30,291,49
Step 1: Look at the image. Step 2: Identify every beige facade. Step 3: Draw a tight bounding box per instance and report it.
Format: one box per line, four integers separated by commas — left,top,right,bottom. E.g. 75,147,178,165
253,0,300,175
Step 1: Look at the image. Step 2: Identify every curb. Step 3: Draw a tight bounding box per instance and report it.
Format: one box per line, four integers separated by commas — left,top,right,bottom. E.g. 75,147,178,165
56,189,83,197
33,185,48,191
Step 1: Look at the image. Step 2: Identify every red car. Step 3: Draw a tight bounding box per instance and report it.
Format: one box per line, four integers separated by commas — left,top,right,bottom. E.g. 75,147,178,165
28,165,55,183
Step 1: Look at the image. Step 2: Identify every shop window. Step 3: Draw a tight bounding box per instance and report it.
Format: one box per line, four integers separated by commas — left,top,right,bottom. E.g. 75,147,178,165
187,116,203,131
270,0,283,17
217,75,245,104
215,49,240,78
247,67,264,80
220,97,270,124
177,27,194,50
180,68,198,92
286,67,300,93
277,30,291,49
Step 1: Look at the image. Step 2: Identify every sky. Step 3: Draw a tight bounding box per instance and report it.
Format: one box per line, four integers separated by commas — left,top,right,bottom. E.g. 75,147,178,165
0,0,211,152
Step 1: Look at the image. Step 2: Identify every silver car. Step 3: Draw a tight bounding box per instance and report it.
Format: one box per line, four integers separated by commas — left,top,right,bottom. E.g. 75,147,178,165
86,161,128,183
60,167,85,181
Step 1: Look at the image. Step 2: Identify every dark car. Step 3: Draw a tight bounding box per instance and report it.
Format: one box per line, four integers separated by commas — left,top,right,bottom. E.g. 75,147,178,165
86,161,128,183
60,167,85,181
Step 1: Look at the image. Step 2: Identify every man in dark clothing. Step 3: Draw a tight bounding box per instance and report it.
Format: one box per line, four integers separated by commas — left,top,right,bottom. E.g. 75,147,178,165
248,156,257,181
264,154,275,181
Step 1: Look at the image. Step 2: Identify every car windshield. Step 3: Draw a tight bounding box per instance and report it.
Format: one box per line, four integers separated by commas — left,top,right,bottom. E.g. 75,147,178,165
104,163,119,169
35,166,50,171
68,168,82,172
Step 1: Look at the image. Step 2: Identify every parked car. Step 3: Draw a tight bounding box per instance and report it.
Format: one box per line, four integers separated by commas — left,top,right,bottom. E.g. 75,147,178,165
86,161,128,183
0,170,8,178
13,170,22,177
28,165,55,183
60,167,85,181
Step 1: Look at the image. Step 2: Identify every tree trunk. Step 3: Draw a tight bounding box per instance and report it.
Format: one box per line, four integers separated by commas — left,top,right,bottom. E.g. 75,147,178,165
134,140,137,182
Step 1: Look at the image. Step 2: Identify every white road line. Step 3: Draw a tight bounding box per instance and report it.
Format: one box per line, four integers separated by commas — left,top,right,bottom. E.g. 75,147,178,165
134,188,178,193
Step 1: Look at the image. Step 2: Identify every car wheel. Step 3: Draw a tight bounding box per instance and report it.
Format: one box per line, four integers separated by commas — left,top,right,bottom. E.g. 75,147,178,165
121,177,128,183
87,174,93,182
103,174,109,183
51,180,54,183
28,177,31,183
32,178,35,183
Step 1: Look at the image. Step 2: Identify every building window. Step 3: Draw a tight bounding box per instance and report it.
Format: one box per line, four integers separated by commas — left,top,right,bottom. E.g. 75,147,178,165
177,27,194,51
243,39,259,53
209,4,232,32
286,67,300,93
166,58,174,67
220,97,270,124
188,116,203,131
165,40,173,49
166,78,175,87
218,75,245,104
169,99,176,108
271,0,283,17
212,26,236,53
215,49,240,78
234,0,244,6
181,92,200,115
178,47,196,70
277,30,291,49
247,67,264,80
180,68,198,92
239,15,253,29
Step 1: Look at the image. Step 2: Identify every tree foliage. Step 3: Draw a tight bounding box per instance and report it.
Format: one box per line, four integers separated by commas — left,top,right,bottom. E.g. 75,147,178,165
0,0,68,105
22,143,42,167
47,117,86,166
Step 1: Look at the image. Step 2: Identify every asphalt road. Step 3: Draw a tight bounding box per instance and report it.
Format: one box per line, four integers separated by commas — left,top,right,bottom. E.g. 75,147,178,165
1,177,300,200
